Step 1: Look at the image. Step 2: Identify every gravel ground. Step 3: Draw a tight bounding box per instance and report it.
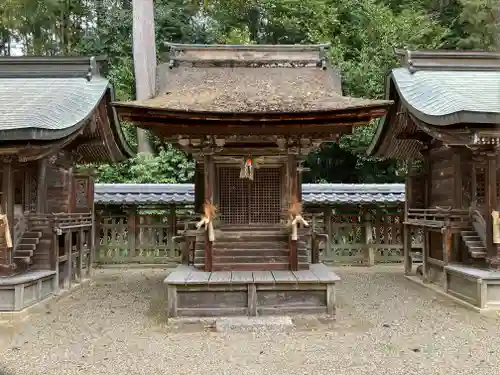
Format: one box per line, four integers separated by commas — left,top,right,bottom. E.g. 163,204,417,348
0,266,499,375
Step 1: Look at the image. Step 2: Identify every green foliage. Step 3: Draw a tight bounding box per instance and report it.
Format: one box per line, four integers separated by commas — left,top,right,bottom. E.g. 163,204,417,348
95,145,195,183
2,0,498,184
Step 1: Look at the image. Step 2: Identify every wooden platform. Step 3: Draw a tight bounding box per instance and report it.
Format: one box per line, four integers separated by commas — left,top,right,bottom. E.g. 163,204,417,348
164,263,340,317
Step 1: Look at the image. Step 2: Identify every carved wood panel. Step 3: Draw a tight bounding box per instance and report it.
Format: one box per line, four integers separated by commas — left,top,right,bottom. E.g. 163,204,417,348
75,178,89,209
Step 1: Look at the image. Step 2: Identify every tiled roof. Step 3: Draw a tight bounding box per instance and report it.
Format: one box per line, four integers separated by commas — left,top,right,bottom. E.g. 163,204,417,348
94,183,405,205
391,67,500,126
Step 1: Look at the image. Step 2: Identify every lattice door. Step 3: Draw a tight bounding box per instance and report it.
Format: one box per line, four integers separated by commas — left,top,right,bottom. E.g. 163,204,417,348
218,167,249,224
218,167,282,224
250,168,282,224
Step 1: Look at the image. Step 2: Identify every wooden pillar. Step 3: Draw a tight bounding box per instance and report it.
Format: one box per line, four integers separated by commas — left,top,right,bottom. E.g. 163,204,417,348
2,157,14,266
422,151,431,282
77,228,84,281
324,207,332,260
36,158,47,213
127,208,137,258
287,153,298,270
63,232,72,289
451,151,462,262
52,232,60,292
203,153,214,272
364,211,374,266
485,153,498,264
168,204,176,259
310,214,319,264
403,165,413,275
90,211,98,275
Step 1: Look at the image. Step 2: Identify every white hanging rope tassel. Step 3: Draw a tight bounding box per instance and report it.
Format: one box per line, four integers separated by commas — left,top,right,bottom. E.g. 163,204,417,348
196,216,215,242
290,214,309,241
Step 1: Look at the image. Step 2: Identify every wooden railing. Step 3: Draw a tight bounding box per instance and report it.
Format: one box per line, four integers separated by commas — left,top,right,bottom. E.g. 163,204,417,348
13,214,27,251
26,212,92,233
53,213,92,233
405,208,470,229
471,209,487,244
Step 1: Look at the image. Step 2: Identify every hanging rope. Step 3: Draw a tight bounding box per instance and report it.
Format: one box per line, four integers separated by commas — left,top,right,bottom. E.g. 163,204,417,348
492,210,500,244
0,214,12,248
287,197,309,240
196,201,217,242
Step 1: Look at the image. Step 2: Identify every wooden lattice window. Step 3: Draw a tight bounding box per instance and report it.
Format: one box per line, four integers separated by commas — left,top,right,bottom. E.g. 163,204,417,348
218,167,282,225
249,168,282,224
218,167,249,224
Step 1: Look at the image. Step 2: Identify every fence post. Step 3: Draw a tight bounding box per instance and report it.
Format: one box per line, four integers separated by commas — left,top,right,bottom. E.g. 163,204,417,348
168,204,177,259
364,211,374,266
323,207,332,260
127,208,137,258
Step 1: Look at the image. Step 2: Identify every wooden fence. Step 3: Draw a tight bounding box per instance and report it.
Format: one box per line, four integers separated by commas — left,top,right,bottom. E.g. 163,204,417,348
95,207,423,266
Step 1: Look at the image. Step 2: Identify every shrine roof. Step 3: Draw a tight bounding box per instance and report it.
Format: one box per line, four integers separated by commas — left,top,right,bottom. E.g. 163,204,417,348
94,183,405,206
368,49,500,159
114,44,391,116
0,56,133,162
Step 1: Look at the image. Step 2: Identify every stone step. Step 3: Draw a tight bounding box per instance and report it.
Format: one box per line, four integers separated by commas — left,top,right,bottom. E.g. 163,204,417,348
461,230,476,237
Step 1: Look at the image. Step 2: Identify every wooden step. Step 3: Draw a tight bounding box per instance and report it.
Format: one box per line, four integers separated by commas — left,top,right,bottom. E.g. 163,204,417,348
17,243,37,251
220,225,284,232
213,255,291,263
209,263,309,271
23,231,42,239
13,256,32,264
21,237,39,245
211,249,289,257
14,250,34,257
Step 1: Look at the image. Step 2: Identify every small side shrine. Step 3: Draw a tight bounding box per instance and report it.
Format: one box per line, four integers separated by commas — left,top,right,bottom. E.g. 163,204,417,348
114,44,391,317
368,49,500,311
0,56,133,311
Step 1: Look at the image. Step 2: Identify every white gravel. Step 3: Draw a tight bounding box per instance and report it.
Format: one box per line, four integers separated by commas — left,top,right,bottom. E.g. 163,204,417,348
1,266,499,375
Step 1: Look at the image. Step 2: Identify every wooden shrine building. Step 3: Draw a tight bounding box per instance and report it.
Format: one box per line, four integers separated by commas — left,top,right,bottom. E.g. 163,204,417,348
0,56,133,311
113,44,392,317
368,49,500,311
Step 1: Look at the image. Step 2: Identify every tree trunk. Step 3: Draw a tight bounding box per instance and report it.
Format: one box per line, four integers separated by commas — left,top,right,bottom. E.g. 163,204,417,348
132,0,156,154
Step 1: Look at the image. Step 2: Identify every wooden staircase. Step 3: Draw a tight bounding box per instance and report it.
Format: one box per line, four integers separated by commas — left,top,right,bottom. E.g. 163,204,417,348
194,225,309,271
13,229,43,266
12,215,53,270
461,229,487,259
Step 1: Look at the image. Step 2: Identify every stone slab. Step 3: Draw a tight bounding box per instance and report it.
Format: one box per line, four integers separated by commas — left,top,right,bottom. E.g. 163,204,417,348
215,316,294,333
445,264,500,280
0,270,56,286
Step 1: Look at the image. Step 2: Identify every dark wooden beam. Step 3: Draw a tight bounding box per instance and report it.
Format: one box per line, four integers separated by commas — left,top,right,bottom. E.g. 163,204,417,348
203,153,214,272
1,157,14,266
485,153,497,261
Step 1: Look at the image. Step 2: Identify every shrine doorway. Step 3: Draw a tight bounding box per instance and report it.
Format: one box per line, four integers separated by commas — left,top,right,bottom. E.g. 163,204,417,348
217,166,282,225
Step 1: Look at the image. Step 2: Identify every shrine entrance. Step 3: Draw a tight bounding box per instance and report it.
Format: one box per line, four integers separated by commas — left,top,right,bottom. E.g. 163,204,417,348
218,166,282,225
